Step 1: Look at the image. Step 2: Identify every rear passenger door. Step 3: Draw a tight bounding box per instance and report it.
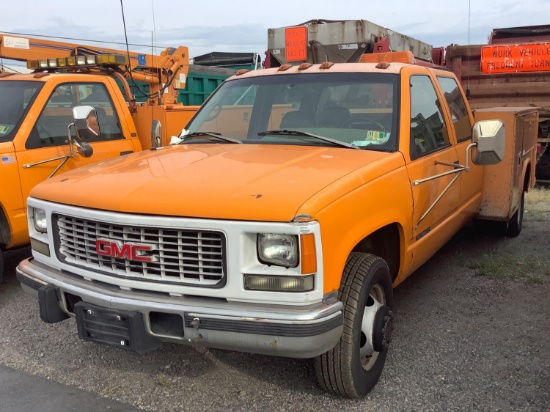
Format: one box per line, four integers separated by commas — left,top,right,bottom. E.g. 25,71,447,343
436,75,482,211
404,74,461,247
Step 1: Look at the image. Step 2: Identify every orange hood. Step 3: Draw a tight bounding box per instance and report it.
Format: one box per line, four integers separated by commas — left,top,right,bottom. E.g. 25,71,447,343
31,144,403,221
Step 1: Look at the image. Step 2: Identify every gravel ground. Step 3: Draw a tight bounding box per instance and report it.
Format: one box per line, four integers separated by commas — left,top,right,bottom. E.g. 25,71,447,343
0,191,549,412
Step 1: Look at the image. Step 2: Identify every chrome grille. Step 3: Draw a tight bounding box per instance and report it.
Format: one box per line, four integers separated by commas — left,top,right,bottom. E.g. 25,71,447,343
54,214,226,286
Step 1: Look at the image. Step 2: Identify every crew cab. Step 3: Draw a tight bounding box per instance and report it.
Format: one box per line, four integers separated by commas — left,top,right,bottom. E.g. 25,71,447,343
16,52,536,397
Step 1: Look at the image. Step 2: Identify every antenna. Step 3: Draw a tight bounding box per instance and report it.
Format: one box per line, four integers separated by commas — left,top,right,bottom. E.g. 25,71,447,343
467,0,471,46
151,0,160,103
118,0,131,63
466,0,471,99
151,0,157,50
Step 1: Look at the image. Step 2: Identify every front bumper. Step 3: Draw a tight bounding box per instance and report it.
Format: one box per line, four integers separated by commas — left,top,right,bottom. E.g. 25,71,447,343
17,258,343,358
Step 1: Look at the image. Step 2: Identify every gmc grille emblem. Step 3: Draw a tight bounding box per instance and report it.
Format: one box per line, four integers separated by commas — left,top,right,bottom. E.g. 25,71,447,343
95,239,157,262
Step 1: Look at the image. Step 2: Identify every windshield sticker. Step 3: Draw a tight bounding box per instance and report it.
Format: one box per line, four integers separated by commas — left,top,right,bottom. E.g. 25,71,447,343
365,130,390,142
353,131,391,147
1,155,16,164
0,125,11,135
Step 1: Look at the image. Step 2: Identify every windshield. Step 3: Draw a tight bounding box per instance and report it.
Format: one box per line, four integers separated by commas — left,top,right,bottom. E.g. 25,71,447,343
0,80,43,142
186,72,399,150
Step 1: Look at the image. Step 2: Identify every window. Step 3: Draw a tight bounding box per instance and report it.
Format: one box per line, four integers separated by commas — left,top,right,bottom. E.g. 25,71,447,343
26,82,123,149
410,76,450,159
0,81,43,142
437,76,472,142
187,73,399,151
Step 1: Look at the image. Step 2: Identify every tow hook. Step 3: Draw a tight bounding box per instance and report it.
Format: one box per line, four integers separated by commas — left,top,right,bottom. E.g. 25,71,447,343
372,306,393,352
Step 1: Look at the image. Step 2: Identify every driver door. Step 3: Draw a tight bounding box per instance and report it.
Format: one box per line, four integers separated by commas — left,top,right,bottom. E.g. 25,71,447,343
15,81,136,200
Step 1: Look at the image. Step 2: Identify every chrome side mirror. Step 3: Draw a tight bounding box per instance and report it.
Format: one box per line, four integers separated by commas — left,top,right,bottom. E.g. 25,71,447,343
471,120,505,165
73,105,100,141
151,119,162,148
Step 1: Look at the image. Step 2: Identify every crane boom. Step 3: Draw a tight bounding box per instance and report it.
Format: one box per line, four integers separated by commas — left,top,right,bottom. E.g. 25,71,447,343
0,33,190,106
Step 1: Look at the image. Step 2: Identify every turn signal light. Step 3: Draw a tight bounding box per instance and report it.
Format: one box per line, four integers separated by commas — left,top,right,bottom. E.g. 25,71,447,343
244,274,314,292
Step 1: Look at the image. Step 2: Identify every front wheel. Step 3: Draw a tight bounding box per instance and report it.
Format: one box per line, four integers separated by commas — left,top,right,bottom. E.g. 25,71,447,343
314,252,394,398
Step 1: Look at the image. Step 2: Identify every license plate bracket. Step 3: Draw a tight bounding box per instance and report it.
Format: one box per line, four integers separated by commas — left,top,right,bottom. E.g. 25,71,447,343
74,302,161,354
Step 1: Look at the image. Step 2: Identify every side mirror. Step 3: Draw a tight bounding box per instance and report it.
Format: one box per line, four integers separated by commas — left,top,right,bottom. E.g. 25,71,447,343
72,105,100,141
70,105,97,158
151,120,162,148
471,120,505,165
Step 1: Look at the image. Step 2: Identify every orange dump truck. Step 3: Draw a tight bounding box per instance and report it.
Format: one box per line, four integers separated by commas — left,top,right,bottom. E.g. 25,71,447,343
16,51,536,397
0,34,198,279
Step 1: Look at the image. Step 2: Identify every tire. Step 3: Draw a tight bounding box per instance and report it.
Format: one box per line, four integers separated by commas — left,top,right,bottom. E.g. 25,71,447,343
314,252,394,398
505,191,525,238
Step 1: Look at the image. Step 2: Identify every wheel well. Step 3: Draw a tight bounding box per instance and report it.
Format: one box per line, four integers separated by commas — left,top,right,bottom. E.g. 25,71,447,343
351,224,400,281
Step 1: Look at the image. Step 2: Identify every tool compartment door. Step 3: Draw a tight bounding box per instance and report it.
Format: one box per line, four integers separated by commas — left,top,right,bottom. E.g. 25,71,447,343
474,107,539,221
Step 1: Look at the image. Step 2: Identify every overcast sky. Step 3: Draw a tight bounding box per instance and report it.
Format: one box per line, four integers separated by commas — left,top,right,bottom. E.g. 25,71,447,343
2,0,550,68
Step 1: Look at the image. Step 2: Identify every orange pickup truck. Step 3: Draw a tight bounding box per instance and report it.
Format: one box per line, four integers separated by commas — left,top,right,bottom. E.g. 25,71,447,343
16,51,537,397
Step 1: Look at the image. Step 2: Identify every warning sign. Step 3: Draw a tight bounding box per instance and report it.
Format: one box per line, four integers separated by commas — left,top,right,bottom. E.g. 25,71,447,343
285,26,307,62
4,36,29,49
481,42,550,74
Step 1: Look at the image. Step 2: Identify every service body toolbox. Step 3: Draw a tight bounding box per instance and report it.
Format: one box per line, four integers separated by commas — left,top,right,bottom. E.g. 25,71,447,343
474,107,538,227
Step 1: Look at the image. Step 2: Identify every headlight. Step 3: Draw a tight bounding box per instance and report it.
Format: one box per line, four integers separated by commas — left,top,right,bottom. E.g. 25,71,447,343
33,208,47,233
257,234,298,268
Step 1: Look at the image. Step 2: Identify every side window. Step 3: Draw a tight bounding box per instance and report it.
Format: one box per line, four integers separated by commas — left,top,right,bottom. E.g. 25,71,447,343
437,76,472,142
410,75,450,160
26,83,123,149
0,81,42,142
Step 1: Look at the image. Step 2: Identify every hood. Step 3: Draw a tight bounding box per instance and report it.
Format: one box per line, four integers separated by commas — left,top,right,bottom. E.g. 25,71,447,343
31,144,403,221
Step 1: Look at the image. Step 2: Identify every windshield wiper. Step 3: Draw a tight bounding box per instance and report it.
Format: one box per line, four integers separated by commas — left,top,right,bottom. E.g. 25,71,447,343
180,132,243,144
258,129,359,149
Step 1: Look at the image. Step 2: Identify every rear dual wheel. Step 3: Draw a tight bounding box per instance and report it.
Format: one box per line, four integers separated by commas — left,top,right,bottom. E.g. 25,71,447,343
315,252,394,398
505,191,525,238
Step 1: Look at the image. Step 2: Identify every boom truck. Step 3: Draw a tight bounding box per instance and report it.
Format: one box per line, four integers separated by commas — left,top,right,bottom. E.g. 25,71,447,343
16,14,537,396
445,24,550,178
0,33,201,280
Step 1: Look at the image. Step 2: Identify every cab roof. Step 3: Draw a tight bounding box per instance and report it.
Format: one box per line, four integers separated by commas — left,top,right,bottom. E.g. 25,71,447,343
231,51,446,80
